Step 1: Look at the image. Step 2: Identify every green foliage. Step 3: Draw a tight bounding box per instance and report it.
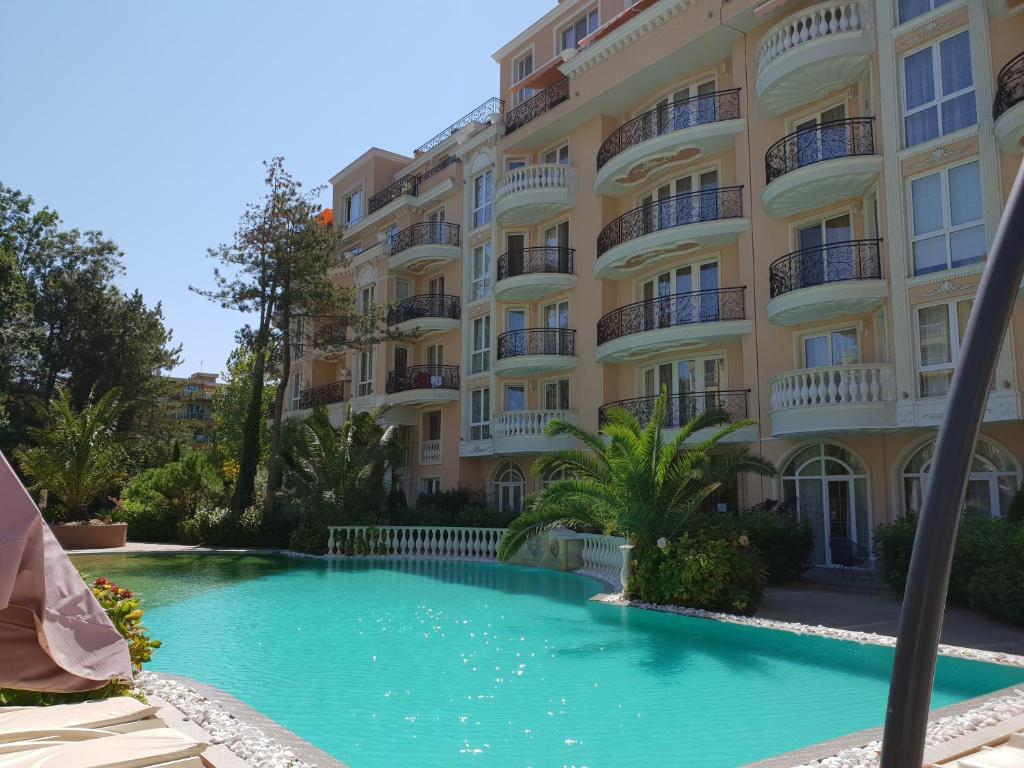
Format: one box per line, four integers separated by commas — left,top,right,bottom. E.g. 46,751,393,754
403,487,517,528
121,452,224,517
630,530,767,615
1008,486,1024,524
14,388,126,521
497,391,776,562
872,514,918,595
968,523,1024,624
109,498,179,543
699,500,814,584
288,520,329,555
209,345,275,467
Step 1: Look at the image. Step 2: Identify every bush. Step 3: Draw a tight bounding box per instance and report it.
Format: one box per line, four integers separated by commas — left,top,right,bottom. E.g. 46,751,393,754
179,507,230,545
698,500,813,584
289,520,328,555
969,524,1024,624
122,453,224,517
630,530,767,615
109,498,179,543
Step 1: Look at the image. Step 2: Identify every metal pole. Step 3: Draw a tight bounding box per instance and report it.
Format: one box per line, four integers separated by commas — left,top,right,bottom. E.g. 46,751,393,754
880,159,1024,767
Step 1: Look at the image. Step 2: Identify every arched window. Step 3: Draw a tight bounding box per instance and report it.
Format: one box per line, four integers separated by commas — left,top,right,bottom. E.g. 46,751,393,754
494,461,526,514
902,439,1020,518
539,467,568,491
781,443,869,567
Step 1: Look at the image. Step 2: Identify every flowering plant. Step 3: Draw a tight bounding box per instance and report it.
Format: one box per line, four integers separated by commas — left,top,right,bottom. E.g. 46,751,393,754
90,577,161,672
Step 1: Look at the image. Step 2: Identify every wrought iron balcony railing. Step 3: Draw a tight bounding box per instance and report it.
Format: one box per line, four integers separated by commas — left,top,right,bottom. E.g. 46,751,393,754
388,222,460,257
597,89,742,170
994,51,1024,121
367,156,461,215
298,380,347,410
416,97,503,155
496,328,576,359
386,294,461,326
764,117,875,185
496,246,574,281
385,365,460,394
504,77,569,135
597,287,746,345
599,390,749,428
596,186,744,257
769,239,883,299
313,319,349,348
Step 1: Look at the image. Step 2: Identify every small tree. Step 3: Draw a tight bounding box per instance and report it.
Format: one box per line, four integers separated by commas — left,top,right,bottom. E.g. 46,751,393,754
121,452,224,517
15,388,126,521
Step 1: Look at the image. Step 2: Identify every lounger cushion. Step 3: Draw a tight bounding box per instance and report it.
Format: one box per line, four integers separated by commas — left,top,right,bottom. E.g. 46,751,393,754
0,698,158,737
0,727,206,768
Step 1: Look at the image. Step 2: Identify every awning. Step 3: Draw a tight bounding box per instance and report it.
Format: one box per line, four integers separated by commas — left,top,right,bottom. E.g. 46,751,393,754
0,452,132,692
518,56,568,91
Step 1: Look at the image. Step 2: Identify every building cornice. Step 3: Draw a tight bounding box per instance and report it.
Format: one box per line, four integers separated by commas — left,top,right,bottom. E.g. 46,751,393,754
890,0,967,41
492,0,590,62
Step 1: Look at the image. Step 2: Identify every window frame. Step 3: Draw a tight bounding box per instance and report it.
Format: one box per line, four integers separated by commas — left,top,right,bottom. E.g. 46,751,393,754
471,315,491,374
915,297,973,398
343,188,364,226
800,326,861,368
469,387,490,441
471,241,492,302
357,348,375,397
556,5,599,53
900,29,976,148
542,377,570,411
472,170,493,229
907,158,986,276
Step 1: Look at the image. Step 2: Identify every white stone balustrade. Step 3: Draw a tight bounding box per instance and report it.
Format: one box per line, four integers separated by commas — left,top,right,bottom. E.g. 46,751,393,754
756,1,871,73
420,439,441,465
578,532,629,590
491,409,576,438
326,525,506,559
495,164,577,202
769,363,896,411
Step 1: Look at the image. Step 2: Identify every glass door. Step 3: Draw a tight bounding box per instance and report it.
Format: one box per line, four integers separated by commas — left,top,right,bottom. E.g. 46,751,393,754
504,384,526,412
543,300,569,354
797,214,853,287
796,104,846,167
506,309,526,357
394,346,408,374
642,272,672,329
506,233,525,276
826,478,855,564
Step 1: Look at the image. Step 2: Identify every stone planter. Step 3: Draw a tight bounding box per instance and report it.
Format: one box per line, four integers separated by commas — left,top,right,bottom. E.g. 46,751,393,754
49,523,128,550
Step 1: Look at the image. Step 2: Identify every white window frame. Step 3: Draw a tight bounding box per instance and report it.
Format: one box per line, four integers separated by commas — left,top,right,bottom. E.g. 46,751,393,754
359,282,376,315
511,48,535,107
470,388,490,441
471,315,491,374
420,477,441,496
357,349,374,397
424,343,443,368
800,326,860,368
907,159,985,276
915,297,973,398
542,378,570,411
900,29,976,148
472,170,493,229
289,371,302,411
472,242,492,301
343,188,364,226
542,142,570,165
503,383,527,412
896,0,956,27
557,5,599,53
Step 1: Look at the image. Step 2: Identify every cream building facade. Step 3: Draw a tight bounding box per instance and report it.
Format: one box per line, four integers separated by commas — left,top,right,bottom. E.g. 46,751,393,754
288,0,1024,568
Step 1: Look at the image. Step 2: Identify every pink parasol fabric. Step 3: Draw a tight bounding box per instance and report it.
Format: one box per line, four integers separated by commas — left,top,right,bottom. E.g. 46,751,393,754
0,451,132,692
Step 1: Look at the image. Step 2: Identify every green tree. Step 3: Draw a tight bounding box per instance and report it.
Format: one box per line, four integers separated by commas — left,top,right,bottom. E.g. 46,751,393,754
121,452,224,517
209,344,276,467
497,392,776,561
14,388,127,521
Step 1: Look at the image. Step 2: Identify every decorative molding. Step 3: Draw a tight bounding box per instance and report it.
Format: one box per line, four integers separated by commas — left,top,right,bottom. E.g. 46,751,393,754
905,263,986,289
890,0,967,42
468,227,491,248
458,438,494,457
468,147,494,175
912,276,981,301
897,126,978,163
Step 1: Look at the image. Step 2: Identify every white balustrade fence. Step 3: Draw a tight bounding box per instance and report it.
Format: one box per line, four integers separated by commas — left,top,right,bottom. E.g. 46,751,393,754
578,532,629,590
757,1,872,73
491,409,576,438
770,363,896,411
420,439,441,465
495,164,577,202
327,525,505,559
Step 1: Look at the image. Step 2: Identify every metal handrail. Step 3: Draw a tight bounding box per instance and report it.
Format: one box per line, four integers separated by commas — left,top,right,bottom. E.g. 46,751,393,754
504,77,569,135
416,97,503,155
599,390,749,427
597,286,746,345
768,238,883,298
764,117,876,184
298,380,347,409
496,328,576,359
386,294,461,325
388,221,461,257
496,246,574,280
994,51,1024,121
385,364,460,394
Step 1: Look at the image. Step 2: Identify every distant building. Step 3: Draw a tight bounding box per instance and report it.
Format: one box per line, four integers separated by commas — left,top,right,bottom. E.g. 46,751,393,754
165,372,219,446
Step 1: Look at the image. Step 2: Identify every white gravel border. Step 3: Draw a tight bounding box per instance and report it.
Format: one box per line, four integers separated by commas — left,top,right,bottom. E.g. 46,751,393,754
135,671,315,768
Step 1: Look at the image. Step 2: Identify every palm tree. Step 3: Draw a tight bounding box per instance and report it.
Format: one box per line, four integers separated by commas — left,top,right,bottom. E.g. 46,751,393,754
497,391,775,561
15,388,127,521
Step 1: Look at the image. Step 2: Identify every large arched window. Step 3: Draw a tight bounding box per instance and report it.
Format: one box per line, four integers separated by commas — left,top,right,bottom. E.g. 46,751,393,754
782,443,869,567
902,438,1020,518
494,461,526,514
539,467,567,491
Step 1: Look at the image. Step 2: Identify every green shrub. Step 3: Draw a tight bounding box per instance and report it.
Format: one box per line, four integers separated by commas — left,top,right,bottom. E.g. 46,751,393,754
109,498,179,543
122,453,224,516
1008,487,1024,524
289,520,328,555
699,500,813,584
969,523,1024,624
178,507,230,545
872,514,918,595
630,530,767,615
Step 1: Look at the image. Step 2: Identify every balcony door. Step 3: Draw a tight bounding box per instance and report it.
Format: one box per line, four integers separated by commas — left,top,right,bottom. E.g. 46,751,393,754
504,384,526,413
796,214,853,287
506,308,526,357
427,275,444,295
427,207,446,240
644,169,719,229
643,355,725,425
641,259,719,328
794,104,846,167
654,78,716,134
543,300,569,354
394,346,409,377
506,233,526,275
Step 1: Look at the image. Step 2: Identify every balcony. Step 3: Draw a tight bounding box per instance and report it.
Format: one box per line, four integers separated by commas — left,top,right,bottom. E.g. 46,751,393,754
420,439,441,465
385,365,460,406
595,287,750,363
594,89,745,197
298,380,347,410
386,294,461,336
494,328,576,377
763,118,880,219
599,391,756,443
994,51,1024,155
755,1,875,117
769,364,897,437
494,246,576,301
504,77,569,135
312,319,349,359
492,409,578,454
388,222,461,273
594,187,748,279
494,164,577,226
766,239,887,326
365,156,462,218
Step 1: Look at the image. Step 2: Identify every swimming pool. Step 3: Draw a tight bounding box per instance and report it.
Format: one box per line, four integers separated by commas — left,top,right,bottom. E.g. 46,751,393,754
71,554,1024,767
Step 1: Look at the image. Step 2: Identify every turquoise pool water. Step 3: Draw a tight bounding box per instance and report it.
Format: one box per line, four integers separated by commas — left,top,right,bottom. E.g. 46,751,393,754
72,554,1024,768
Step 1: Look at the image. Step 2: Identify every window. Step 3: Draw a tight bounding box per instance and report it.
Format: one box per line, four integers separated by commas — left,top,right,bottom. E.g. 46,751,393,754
394,277,411,303
512,51,534,106
420,477,441,496
504,384,526,412
639,258,720,326
425,343,443,369
290,317,304,360
898,0,955,25
543,379,570,411
472,242,492,301
423,410,441,441
289,372,302,411
427,275,445,295
640,168,720,229
649,79,718,134
909,160,985,275
803,328,859,368
916,298,973,397
384,222,398,248
559,7,598,52
473,171,493,228
902,31,976,147
471,316,491,374
344,189,363,225
494,462,526,514
470,388,490,440
358,349,375,396
505,158,527,171
902,438,1019,518
359,283,376,315
542,143,569,165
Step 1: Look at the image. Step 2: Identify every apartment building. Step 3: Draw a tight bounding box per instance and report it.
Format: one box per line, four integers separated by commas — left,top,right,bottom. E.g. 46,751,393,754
165,371,219,446
288,0,1024,567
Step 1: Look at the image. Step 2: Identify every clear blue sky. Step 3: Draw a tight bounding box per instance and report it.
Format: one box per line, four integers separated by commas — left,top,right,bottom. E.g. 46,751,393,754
0,0,551,377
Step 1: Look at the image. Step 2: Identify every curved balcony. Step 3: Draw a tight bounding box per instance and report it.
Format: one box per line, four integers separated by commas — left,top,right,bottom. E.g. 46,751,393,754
385,365,460,406
769,364,897,436
756,1,875,117
298,380,347,410
386,294,461,336
494,164,576,226
504,77,569,135
492,409,578,454
763,118,880,219
494,328,576,377
388,222,461,274
595,287,750,364
312,319,349,359
599,391,756,442
494,247,576,301
994,52,1024,155
594,187,747,279
594,89,745,197
767,239,887,326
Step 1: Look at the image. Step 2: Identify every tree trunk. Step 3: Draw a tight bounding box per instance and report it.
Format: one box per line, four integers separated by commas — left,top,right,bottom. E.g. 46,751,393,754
231,340,268,514
263,290,292,515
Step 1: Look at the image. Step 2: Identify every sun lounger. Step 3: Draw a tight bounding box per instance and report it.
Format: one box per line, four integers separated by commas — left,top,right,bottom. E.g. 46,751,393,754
0,698,159,742
0,727,207,768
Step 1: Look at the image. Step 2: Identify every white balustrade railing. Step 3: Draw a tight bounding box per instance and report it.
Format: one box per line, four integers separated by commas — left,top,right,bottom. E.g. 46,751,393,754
327,525,506,559
578,532,629,590
756,1,872,74
495,164,577,203
492,409,577,438
420,439,441,465
769,363,896,412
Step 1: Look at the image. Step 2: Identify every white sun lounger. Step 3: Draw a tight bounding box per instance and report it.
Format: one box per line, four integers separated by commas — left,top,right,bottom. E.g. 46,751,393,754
0,727,207,768
0,698,160,743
